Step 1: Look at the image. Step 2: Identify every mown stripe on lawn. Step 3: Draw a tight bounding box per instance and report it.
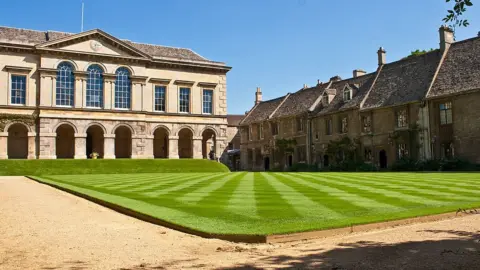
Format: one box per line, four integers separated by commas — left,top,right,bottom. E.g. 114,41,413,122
254,173,301,219
85,174,176,189
305,173,447,206
227,173,258,218
126,174,207,193
261,173,344,220
101,174,188,191
282,173,404,213
177,173,241,204
349,175,476,202
143,173,229,197
390,174,480,185
364,175,480,197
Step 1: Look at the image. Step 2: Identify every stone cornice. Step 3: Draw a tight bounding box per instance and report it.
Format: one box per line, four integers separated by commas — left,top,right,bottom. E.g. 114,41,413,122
73,70,88,79
37,67,57,77
197,82,218,88
3,66,33,74
149,78,171,84
174,80,195,86
130,75,148,84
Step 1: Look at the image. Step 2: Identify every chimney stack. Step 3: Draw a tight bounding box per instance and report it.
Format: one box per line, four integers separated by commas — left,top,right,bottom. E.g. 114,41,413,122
255,87,262,105
303,84,308,89
353,69,366,78
377,47,386,66
439,25,454,52
317,79,322,85
329,75,342,82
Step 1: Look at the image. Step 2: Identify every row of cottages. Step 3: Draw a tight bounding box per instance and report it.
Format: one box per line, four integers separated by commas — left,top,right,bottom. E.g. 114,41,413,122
239,26,480,171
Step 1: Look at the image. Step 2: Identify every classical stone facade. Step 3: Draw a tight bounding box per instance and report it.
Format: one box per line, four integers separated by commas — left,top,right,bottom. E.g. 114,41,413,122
240,26,480,170
0,27,231,159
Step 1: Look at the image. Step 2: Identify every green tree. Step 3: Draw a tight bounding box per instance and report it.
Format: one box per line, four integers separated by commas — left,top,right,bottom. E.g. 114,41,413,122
443,0,474,38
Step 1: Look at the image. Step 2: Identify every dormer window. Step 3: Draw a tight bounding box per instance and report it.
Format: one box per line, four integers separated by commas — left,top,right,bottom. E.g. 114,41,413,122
322,93,329,105
343,86,352,101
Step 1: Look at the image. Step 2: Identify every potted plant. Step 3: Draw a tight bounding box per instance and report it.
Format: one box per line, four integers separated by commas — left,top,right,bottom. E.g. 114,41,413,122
90,152,99,159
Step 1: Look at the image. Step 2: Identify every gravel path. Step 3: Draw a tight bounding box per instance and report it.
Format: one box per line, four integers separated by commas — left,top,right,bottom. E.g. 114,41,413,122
1,176,479,270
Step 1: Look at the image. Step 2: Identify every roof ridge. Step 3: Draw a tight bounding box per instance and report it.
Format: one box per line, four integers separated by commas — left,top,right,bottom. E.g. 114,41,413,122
425,44,451,98
360,65,384,109
269,93,291,119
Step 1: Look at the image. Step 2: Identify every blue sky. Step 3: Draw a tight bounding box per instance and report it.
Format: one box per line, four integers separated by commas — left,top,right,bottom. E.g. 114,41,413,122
1,0,479,114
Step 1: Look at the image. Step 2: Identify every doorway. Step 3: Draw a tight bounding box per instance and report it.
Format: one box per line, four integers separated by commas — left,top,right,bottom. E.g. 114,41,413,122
287,155,293,167
379,150,387,169
264,157,270,171
323,155,329,167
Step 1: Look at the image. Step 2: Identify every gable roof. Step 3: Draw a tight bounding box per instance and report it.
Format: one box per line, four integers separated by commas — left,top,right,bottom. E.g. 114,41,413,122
0,26,220,63
315,74,376,115
240,96,287,125
428,36,480,98
362,50,442,109
272,83,329,119
227,115,245,126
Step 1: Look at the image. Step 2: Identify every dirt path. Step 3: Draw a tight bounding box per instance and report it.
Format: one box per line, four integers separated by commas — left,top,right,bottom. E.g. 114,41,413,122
1,177,479,270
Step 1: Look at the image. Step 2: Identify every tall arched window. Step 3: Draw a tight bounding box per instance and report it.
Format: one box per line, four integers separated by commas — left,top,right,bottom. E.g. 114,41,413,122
115,67,131,109
86,65,104,108
56,62,75,106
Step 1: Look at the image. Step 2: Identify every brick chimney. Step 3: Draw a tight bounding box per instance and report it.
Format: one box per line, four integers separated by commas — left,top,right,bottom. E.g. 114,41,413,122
353,69,366,78
255,87,262,105
377,47,386,66
439,25,454,52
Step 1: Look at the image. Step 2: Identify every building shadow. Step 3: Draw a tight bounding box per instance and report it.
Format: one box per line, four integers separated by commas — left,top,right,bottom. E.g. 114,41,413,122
217,229,480,270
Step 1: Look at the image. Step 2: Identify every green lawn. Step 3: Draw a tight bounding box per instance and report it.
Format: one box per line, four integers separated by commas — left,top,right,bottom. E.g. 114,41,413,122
32,172,480,235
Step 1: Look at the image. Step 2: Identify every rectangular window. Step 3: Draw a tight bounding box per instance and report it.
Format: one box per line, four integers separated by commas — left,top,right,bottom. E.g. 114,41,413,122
340,116,348,134
202,89,213,114
283,121,288,134
297,145,306,162
154,85,166,111
397,143,408,159
179,87,190,113
343,89,351,101
362,115,372,133
11,75,26,105
259,123,264,139
296,118,304,132
439,102,453,125
396,109,408,128
271,122,278,136
248,126,252,141
364,148,373,162
325,118,333,135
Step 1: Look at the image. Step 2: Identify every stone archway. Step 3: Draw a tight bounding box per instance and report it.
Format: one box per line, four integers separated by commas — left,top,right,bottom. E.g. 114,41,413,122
115,126,132,158
86,125,104,158
153,127,169,158
178,128,193,158
7,123,28,159
201,128,216,159
56,124,75,158
379,149,388,169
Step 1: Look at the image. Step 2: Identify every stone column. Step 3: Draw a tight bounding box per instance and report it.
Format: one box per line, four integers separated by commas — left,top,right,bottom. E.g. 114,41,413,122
103,78,113,110
193,136,203,159
74,133,87,159
74,78,84,108
0,132,8,159
39,133,57,159
143,135,154,159
104,134,115,159
27,132,36,159
168,136,179,159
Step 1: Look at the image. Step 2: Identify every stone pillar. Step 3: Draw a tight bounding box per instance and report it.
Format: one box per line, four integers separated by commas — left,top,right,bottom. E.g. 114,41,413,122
252,147,257,170
104,79,113,110
168,136,179,159
74,133,87,159
0,132,8,159
143,135,154,159
74,78,84,108
193,136,203,159
27,132,36,159
104,134,115,159
39,133,57,159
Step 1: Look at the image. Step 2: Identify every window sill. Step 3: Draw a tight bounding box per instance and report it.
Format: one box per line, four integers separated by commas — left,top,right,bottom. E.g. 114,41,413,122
114,108,131,111
9,103,26,106
56,105,74,108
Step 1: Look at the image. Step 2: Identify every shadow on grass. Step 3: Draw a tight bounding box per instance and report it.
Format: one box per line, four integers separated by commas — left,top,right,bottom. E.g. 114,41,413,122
215,229,480,270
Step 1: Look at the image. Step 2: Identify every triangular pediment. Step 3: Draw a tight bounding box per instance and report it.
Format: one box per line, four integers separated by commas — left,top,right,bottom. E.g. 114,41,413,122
36,29,150,59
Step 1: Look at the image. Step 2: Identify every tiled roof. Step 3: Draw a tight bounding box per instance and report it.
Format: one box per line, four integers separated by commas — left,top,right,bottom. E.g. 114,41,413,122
428,36,480,98
226,115,245,126
272,83,329,118
0,26,215,63
315,74,376,115
240,96,286,125
362,50,442,109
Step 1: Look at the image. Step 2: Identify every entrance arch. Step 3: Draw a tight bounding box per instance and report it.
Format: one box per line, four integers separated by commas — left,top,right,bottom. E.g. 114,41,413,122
86,125,104,158
115,126,132,158
56,124,75,158
7,123,28,159
264,156,270,171
178,128,193,158
201,128,216,159
379,149,387,169
153,127,169,158
323,155,329,167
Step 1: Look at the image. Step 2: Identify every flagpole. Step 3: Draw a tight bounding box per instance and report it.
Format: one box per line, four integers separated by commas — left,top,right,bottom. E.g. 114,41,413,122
81,1,84,32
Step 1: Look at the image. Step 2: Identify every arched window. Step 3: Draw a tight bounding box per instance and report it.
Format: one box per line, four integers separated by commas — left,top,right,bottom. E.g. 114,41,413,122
86,65,104,108
115,67,131,109
56,62,75,106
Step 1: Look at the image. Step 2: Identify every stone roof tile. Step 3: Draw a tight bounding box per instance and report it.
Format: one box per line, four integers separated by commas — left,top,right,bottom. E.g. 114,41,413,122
272,83,328,118
240,96,286,125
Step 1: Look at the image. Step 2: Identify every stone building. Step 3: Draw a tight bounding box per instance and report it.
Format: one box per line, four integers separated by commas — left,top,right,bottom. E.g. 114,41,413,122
219,115,243,170
240,26,480,170
0,26,231,159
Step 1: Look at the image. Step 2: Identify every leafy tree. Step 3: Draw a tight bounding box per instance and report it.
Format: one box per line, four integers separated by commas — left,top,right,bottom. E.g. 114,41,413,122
443,0,474,38
404,48,436,59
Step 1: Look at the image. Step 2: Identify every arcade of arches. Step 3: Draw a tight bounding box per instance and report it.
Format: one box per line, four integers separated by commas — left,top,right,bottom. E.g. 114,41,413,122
1,122,224,160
